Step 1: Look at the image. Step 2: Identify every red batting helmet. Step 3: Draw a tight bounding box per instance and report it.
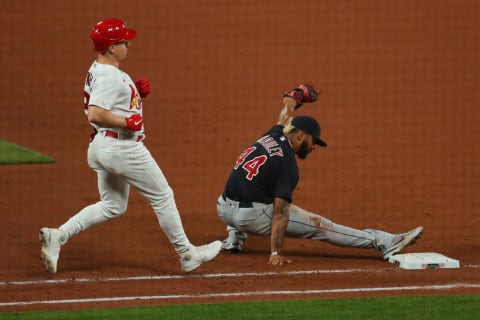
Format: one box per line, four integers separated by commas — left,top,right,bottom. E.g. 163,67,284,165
91,18,137,52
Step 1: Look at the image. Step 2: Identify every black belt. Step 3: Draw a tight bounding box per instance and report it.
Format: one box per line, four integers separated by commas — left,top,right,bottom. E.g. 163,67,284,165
221,192,253,208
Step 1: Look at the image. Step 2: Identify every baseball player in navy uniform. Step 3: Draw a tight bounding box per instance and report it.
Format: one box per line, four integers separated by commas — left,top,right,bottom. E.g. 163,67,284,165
39,18,221,274
217,83,423,266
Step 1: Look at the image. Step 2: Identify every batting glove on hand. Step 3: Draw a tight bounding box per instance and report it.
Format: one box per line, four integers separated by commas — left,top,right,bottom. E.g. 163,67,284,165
282,82,319,109
135,77,151,98
125,114,143,131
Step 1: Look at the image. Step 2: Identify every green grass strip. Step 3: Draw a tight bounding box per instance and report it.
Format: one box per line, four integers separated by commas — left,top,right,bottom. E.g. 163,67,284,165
0,140,54,165
2,295,479,320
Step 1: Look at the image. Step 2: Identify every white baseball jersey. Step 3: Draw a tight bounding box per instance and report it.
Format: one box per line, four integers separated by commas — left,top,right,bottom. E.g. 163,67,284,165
57,60,193,260
83,61,144,135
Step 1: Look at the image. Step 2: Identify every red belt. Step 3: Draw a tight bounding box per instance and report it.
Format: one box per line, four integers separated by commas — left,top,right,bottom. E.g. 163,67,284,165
105,130,143,142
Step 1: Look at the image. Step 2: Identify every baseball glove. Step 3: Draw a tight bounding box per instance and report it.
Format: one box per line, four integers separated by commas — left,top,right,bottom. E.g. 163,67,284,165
283,82,319,109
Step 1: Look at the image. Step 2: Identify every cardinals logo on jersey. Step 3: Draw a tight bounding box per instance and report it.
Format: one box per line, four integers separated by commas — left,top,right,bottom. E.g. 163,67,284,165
129,84,142,110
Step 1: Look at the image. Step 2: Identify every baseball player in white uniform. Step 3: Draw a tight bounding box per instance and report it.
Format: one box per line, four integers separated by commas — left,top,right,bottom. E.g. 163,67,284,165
39,18,221,273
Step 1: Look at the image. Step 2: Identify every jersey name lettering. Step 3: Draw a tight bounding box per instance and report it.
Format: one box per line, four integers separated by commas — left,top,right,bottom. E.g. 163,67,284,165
257,135,283,157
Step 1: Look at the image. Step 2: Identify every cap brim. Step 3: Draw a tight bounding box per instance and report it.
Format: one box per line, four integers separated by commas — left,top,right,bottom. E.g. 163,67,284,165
124,29,137,40
314,138,327,147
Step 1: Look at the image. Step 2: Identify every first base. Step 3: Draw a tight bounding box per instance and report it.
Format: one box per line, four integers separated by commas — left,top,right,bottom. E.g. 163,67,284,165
389,252,460,270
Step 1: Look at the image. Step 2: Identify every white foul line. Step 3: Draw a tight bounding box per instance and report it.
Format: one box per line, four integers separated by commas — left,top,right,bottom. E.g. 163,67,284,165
1,269,370,286
2,264,479,286
1,283,479,307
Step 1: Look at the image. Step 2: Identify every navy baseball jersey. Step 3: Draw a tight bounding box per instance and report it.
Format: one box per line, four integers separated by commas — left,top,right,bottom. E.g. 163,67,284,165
224,125,299,204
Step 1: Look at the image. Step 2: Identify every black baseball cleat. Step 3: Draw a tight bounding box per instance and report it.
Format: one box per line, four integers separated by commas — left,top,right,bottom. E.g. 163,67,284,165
221,240,243,254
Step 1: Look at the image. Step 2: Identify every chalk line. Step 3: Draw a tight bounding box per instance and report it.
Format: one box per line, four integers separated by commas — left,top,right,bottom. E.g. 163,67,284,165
1,282,479,307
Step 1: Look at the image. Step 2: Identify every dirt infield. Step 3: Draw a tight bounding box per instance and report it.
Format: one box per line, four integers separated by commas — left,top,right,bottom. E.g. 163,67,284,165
1,0,479,312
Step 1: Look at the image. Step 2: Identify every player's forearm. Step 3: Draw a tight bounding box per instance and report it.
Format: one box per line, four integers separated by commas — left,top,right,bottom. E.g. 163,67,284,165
270,206,289,253
87,105,128,128
277,97,298,126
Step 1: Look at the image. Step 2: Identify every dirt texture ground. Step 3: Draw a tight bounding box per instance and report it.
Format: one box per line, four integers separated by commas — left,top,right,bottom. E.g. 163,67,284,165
1,0,479,312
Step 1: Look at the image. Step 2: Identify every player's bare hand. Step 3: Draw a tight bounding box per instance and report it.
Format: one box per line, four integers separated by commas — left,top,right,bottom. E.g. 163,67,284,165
268,254,292,266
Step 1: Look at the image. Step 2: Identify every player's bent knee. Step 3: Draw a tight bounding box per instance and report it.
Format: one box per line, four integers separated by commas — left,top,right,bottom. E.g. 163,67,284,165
102,202,128,218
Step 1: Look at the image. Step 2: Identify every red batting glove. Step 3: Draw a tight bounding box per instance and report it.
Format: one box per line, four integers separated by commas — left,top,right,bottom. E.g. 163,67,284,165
125,114,143,131
135,77,151,98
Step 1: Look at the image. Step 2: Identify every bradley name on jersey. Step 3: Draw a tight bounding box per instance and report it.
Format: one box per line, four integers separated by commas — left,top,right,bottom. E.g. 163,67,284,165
257,135,284,158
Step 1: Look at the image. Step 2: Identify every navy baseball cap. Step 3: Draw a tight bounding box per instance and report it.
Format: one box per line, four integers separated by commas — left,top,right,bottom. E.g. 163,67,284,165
291,115,327,147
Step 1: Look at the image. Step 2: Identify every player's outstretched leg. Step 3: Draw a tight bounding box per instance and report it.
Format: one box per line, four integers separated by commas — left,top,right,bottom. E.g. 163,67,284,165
286,205,424,260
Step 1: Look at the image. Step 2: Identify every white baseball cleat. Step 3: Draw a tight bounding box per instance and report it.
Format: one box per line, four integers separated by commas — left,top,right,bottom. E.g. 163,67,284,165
180,240,222,272
382,226,424,260
39,227,64,274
